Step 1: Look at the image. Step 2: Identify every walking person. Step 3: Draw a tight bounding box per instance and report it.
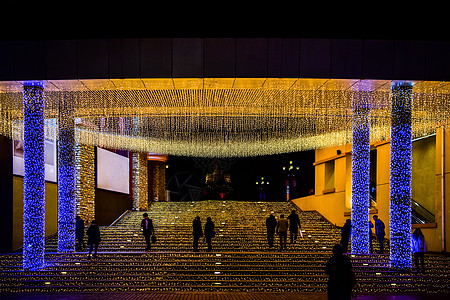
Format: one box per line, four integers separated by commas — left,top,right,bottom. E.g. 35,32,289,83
373,215,385,254
412,228,427,273
141,213,154,251
369,220,374,253
336,219,351,253
266,213,277,249
204,216,215,252
325,244,356,300
276,214,288,251
86,220,100,259
287,210,302,245
75,215,85,251
192,216,203,252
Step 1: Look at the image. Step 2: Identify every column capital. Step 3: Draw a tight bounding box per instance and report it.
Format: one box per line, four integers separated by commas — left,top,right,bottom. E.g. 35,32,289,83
392,81,413,89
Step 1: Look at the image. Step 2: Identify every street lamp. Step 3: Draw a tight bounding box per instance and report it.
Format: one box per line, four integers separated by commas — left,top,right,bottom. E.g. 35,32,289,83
282,161,299,201
256,176,269,201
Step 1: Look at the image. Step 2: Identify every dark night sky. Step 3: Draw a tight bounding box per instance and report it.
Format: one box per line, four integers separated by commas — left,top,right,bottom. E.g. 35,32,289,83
2,3,446,41
165,150,315,202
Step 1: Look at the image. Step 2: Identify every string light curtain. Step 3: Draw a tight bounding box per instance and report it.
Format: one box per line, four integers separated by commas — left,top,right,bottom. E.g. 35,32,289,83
75,143,95,223
0,79,449,158
132,152,149,211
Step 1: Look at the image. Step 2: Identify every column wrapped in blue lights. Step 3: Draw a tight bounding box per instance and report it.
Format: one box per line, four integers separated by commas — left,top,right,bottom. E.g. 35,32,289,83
57,92,76,252
23,82,46,270
351,92,371,254
390,82,413,269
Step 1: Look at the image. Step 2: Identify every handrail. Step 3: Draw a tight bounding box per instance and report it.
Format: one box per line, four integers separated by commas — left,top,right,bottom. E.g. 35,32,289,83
110,210,131,226
412,199,434,218
412,199,435,224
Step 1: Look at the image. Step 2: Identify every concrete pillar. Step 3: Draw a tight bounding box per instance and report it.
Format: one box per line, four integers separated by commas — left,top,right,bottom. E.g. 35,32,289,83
22,82,45,270
390,82,413,269
351,92,371,254
57,92,76,252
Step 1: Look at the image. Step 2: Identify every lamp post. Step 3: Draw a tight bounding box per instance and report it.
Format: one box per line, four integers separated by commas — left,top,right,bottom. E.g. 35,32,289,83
282,161,299,201
256,177,270,201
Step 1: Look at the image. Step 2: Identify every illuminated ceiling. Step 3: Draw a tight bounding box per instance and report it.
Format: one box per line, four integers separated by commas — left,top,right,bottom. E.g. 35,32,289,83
1,78,449,157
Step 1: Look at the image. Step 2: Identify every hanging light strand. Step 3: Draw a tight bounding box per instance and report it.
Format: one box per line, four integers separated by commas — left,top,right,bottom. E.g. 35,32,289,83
0,79,449,157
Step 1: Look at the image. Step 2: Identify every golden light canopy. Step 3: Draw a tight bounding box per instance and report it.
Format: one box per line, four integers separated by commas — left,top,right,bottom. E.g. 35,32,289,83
1,78,449,157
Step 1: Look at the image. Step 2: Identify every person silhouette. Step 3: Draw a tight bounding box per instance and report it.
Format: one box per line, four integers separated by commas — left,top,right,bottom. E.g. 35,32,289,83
412,228,427,273
325,244,356,300
141,213,154,251
266,214,277,248
276,214,288,251
86,220,100,259
75,216,85,251
192,216,203,252
204,217,215,252
287,210,301,245
369,220,374,253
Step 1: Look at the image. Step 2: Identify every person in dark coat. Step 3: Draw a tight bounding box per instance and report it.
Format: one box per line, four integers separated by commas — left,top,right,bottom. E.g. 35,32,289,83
192,216,203,252
86,220,101,259
75,216,85,251
373,215,385,254
336,219,351,253
276,214,289,251
204,217,215,252
325,244,355,300
287,210,302,245
141,213,154,251
266,214,277,248
412,228,427,273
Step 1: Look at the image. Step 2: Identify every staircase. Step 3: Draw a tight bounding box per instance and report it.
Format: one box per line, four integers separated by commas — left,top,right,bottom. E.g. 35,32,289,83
1,200,449,295
46,200,343,253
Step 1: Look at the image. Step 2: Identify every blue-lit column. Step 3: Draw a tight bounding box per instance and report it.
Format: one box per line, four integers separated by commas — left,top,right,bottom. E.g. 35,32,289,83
390,82,413,269
351,93,371,254
23,82,46,270
57,93,76,252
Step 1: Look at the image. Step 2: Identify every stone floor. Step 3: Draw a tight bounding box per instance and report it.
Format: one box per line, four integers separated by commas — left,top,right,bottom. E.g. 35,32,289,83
1,292,449,300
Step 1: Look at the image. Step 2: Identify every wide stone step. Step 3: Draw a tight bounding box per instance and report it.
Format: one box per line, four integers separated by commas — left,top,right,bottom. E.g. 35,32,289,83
3,201,447,296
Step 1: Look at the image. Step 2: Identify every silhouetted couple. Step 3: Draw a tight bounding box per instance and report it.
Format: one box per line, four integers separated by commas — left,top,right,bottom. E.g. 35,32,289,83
373,215,385,254
337,216,385,254
193,216,215,252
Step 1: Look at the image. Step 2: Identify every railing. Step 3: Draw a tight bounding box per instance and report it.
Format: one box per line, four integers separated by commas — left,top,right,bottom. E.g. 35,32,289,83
412,199,435,224
371,187,434,224
110,210,131,226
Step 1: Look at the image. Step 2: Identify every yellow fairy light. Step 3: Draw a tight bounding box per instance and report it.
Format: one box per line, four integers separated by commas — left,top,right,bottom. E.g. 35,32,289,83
0,79,449,157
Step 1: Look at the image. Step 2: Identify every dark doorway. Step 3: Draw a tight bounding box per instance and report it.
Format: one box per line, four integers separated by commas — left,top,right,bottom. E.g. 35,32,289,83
165,150,315,202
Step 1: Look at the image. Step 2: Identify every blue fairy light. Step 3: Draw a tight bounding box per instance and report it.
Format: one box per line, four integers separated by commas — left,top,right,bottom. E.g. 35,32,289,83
22,83,46,270
58,93,76,252
351,93,371,254
390,82,413,269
